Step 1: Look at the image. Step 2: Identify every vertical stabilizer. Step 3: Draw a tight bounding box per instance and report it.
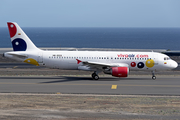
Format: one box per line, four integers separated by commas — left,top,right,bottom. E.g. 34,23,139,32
7,22,40,51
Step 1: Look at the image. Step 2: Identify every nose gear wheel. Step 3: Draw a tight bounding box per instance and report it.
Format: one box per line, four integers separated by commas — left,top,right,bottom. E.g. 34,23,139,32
152,71,156,80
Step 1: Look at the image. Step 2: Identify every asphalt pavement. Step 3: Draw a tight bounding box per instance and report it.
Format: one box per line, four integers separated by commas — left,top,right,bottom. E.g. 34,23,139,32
0,75,180,95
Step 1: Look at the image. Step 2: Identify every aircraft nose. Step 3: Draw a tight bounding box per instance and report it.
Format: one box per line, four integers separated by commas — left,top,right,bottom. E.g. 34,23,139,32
170,60,178,69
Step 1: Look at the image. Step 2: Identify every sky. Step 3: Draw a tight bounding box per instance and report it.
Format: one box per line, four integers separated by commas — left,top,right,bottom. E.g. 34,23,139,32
0,0,180,27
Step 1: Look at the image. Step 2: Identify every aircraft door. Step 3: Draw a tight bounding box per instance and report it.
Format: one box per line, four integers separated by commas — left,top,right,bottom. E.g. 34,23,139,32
38,52,43,63
153,54,158,65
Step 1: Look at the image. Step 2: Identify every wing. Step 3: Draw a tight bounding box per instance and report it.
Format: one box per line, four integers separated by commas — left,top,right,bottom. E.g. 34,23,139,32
76,59,128,71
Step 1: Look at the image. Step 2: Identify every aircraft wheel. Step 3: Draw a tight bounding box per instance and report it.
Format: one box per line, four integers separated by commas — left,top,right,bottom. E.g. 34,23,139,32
152,76,156,80
92,73,99,80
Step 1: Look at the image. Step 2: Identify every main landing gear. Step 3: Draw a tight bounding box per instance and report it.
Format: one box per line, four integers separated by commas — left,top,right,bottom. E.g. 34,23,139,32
92,72,99,80
152,71,156,80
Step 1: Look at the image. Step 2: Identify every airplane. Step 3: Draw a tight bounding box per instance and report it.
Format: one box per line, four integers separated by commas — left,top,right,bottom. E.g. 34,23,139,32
3,22,178,80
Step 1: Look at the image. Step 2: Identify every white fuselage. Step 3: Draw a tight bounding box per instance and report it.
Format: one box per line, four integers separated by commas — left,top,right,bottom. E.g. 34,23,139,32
4,50,178,71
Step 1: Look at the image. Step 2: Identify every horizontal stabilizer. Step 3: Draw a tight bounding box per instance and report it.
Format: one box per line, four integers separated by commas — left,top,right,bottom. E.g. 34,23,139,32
4,52,28,59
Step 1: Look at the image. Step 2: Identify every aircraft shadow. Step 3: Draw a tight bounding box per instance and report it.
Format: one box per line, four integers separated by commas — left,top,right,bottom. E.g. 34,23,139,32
38,77,119,83
0,76,152,84
39,76,151,84
0,77,61,79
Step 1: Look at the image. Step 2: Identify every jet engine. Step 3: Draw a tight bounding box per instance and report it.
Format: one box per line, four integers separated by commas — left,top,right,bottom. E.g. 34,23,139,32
103,67,129,77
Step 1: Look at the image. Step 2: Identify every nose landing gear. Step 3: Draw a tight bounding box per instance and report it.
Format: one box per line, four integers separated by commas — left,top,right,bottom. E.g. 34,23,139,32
152,71,156,80
152,76,156,80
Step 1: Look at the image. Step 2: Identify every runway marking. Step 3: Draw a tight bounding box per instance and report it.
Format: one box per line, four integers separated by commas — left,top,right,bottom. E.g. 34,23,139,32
111,85,117,89
0,82,180,88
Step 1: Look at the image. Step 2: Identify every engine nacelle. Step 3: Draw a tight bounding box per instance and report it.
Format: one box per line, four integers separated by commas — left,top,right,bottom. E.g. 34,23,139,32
103,67,129,77
111,67,129,77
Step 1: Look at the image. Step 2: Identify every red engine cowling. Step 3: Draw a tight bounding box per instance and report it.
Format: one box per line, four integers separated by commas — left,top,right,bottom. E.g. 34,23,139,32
111,67,129,77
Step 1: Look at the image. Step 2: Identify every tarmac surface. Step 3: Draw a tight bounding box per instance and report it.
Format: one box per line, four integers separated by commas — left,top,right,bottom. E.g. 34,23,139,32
0,75,180,95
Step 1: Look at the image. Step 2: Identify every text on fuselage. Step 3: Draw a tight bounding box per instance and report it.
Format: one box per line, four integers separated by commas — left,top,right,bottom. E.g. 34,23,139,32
117,54,149,58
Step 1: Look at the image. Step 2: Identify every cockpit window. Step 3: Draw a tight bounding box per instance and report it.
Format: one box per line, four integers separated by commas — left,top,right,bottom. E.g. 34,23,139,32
164,57,171,60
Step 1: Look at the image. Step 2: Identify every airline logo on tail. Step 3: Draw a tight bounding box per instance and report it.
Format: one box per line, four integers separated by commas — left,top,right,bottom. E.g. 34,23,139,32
7,22,40,51
6,22,41,66
7,22,27,51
